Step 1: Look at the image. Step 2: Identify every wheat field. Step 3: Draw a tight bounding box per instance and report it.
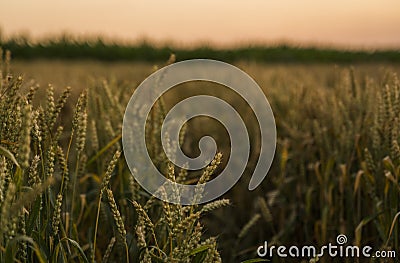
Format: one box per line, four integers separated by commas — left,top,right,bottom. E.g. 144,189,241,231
1,52,400,262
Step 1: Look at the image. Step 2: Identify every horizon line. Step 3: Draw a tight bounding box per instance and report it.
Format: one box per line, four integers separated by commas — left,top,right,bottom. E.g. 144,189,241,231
1,29,400,52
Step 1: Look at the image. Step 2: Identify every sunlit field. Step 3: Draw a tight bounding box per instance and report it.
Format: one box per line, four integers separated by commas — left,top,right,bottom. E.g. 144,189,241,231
1,53,400,262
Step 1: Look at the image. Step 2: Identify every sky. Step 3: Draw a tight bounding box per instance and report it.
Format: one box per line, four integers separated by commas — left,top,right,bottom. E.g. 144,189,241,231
1,0,400,49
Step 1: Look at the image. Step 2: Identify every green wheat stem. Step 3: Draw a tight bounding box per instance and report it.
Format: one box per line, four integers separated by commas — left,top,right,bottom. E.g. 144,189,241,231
92,193,102,263
69,152,80,236
87,134,121,165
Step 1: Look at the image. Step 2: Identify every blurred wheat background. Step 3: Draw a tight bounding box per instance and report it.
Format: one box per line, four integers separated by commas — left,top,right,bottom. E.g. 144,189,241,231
1,0,400,262
0,53,399,262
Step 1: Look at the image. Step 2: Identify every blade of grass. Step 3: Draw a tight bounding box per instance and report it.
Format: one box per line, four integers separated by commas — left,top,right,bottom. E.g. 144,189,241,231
87,134,121,165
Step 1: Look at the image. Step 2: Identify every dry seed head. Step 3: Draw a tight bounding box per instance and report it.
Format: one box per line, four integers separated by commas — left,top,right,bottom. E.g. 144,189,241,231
393,76,400,115
127,169,140,200
77,154,87,179
26,84,39,105
135,224,147,247
102,237,116,263
5,214,18,241
106,189,127,241
383,84,393,122
0,182,16,235
52,126,64,146
46,146,56,179
5,50,11,76
210,248,222,263
391,140,400,164
167,162,175,181
193,152,222,203
76,110,87,154
173,211,201,235
11,177,54,215
142,249,152,263
0,157,8,206
102,80,124,117
179,122,187,147
162,132,174,160
6,103,22,149
46,84,56,127
198,152,222,184
238,213,261,239
376,91,385,127
186,222,203,252
1,50,11,88
131,200,154,230
143,195,157,211
51,193,63,236
200,239,222,263
176,163,188,183
371,118,381,151
391,117,399,144
100,151,121,195
56,146,69,188
73,90,88,131
364,148,376,173
90,120,99,152
163,201,174,230
28,155,41,187
16,211,27,262
18,103,32,169
258,197,273,223
32,109,42,143
55,86,71,117
201,199,230,213
167,53,176,65
104,118,116,138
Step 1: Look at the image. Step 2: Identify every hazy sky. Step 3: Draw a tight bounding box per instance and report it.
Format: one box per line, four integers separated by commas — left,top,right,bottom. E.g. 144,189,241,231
1,0,400,48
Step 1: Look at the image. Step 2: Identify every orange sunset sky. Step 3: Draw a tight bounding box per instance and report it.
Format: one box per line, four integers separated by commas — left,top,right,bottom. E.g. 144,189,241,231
1,0,400,49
